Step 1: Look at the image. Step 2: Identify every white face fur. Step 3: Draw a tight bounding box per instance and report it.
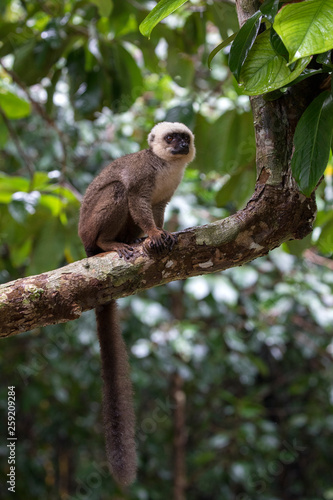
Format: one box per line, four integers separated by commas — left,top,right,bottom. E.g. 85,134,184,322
148,121,196,165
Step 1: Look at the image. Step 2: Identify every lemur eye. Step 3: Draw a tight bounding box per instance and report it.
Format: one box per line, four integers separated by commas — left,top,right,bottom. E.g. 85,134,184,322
165,135,173,143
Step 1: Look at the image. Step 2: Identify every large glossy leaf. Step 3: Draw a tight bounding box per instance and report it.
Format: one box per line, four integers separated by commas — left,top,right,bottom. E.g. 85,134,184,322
274,0,333,63
291,91,333,196
239,30,311,95
139,0,189,38
229,11,262,82
0,91,31,119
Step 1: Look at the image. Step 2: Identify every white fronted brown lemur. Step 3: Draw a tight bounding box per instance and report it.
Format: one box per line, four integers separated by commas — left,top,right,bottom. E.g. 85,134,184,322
78,122,196,486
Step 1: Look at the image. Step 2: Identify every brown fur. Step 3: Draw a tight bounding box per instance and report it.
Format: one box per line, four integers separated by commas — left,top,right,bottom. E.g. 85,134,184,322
78,122,195,485
96,301,136,485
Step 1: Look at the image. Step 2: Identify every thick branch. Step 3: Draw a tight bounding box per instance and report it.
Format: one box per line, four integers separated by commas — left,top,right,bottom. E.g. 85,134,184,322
0,182,315,338
0,0,324,338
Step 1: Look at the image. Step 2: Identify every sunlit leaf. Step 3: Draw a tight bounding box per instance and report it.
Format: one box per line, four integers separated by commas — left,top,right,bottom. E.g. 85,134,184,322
0,91,31,119
239,30,311,95
0,174,30,193
139,0,189,38
274,0,333,63
316,50,333,68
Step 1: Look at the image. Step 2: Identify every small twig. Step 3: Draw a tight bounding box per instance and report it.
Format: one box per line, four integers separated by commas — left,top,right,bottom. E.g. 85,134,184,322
304,249,333,270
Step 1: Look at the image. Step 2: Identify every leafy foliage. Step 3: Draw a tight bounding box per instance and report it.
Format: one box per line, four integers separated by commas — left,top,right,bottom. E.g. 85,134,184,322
142,0,333,197
210,0,333,197
274,0,333,62
139,0,189,38
239,29,311,95
0,0,333,498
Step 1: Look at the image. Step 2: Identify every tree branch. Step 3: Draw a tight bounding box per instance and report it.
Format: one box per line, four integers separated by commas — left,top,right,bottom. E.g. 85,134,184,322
0,180,316,337
0,0,324,339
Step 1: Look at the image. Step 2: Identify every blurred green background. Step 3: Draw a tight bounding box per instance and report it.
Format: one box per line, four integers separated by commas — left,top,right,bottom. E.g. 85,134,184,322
0,1,332,499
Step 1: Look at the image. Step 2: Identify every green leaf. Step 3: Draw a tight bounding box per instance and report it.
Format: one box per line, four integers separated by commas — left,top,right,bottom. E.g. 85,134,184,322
273,0,333,63
291,91,333,196
139,0,189,38
239,30,311,96
39,194,65,216
316,50,333,68
0,91,31,119
208,33,237,69
0,116,8,147
90,0,113,17
316,214,333,253
13,39,67,86
11,237,32,267
0,174,30,194
31,172,53,191
260,0,280,24
285,68,326,88
28,217,66,275
229,11,262,82
270,28,289,61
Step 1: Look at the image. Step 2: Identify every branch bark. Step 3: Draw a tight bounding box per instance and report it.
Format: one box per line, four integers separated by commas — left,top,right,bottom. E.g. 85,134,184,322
0,0,323,339
0,178,316,338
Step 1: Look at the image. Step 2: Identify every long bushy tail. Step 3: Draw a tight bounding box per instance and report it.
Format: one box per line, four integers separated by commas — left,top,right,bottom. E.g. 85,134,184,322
95,300,137,486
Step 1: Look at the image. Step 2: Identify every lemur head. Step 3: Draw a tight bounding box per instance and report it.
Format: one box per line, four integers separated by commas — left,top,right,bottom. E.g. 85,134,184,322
148,122,196,165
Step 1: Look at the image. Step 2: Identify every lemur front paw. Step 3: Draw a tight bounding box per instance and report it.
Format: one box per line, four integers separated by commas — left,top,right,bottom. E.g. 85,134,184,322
144,228,177,255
